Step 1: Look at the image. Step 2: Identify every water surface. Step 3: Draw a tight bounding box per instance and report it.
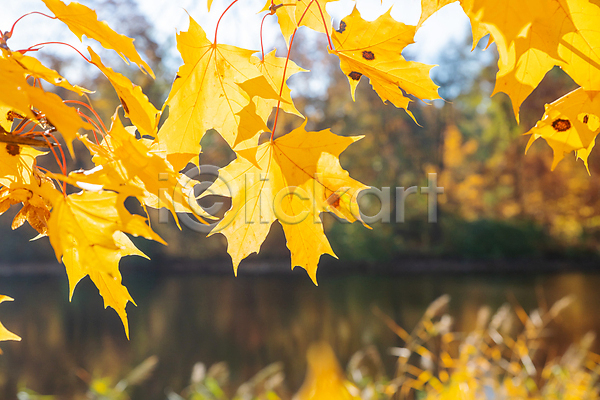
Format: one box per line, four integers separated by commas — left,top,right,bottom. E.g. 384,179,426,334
0,270,597,398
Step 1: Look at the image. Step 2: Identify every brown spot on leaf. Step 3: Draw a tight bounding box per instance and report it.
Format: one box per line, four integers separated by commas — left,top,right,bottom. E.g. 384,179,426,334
552,118,571,132
337,21,346,33
348,71,362,81
7,111,23,121
6,144,20,156
327,193,341,208
362,50,375,60
119,97,129,114
584,115,589,124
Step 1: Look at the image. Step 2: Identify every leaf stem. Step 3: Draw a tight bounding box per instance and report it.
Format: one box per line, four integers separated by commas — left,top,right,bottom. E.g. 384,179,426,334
260,13,270,61
77,111,103,145
214,0,240,45
38,130,68,195
17,42,91,63
8,12,57,39
13,119,33,135
63,100,108,136
270,0,316,141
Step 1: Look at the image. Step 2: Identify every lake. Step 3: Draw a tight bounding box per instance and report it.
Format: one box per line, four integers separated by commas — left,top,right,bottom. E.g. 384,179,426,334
0,269,598,399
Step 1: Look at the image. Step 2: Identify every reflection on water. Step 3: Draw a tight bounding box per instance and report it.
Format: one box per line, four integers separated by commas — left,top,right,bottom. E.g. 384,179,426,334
0,270,598,398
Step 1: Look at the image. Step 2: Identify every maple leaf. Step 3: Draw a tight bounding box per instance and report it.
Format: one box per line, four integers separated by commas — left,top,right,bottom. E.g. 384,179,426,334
261,0,334,47
0,295,20,343
0,142,45,187
460,0,600,119
0,181,53,236
330,8,440,121
525,88,600,170
41,0,154,77
68,112,208,227
202,120,367,284
0,54,90,155
157,17,283,170
417,0,456,29
8,51,90,96
88,48,160,137
42,186,165,337
253,50,306,120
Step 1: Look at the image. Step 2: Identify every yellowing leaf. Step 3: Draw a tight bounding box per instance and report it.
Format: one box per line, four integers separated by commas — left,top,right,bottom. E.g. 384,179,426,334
7,51,89,95
41,0,154,77
0,55,90,155
88,48,160,137
27,87,89,155
0,143,45,187
577,136,596,174
330,8,440,121
557,0,600,91
0,295,20,343
261,0,334,47
158,17,279,170
417,0,456,29
0,181,53,236
204,120,367,283
72,112,208,227
525,87,600,169
253,50,306,120
0,55,37,121
493,47,559,121
462,0,600,119
44,188,165,337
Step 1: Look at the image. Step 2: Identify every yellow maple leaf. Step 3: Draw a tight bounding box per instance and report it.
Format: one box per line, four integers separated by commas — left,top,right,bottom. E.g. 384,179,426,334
417,0,457,29
462,0,600,119
157,17,282,170
253,49,306,120
295,342,360,400
557,0,600,91
0,181,53,236
525,87,600,170
88,48,160,137
261,0,334,47
0,295,20,343
261,0,296,47
0,54,38,122
203,120,367,284
8,51,89,95
0,142,45,187
330,8,440,122
0,55,90,155
493,47,559,121
576,136,596,173
41,0,154,77
69,112,208,227
42,186,165,337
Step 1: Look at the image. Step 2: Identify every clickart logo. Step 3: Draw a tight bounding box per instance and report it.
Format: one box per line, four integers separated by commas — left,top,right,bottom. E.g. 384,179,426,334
157,166,444,233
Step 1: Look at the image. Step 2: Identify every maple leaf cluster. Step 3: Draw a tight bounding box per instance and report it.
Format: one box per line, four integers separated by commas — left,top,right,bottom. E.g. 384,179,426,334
0,0,595,340
428,0,600,170
0,0,443,337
